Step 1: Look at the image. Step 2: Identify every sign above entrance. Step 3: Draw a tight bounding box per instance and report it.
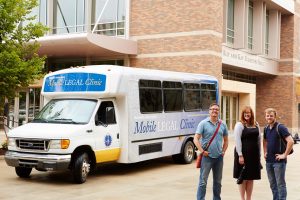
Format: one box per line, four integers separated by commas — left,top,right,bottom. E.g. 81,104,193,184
222,46,278,75
43,73,106,92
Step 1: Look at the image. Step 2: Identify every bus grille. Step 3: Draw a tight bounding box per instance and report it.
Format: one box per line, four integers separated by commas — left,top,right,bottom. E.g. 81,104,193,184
16,139,50,151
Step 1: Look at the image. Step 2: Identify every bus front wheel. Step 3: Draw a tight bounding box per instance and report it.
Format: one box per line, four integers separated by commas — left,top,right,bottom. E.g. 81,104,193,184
15,167,32,178
72,153,90,184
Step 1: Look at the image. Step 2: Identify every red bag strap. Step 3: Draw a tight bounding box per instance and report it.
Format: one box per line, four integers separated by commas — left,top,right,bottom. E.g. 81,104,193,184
205,120,222,150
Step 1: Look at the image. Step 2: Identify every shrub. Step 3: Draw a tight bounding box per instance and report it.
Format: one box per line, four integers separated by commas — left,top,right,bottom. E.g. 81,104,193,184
1,140,7,150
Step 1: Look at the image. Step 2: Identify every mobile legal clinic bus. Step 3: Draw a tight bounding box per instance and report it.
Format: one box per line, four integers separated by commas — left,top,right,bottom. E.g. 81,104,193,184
5,65,218,183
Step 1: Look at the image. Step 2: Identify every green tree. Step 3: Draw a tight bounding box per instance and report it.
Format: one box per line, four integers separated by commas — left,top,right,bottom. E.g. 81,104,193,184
0,0,47,114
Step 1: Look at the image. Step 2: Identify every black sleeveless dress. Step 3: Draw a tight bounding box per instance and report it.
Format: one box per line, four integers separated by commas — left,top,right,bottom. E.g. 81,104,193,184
233,126,261,180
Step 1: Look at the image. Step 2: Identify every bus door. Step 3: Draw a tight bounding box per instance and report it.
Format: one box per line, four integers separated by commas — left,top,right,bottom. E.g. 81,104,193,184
94,100,120,163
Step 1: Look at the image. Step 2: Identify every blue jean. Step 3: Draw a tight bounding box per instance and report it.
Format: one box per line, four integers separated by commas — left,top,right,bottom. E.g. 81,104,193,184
197,155,223,200
266,162,287,200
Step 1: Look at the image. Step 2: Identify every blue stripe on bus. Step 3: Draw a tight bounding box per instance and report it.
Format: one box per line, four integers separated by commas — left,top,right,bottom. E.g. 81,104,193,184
43,73,106,92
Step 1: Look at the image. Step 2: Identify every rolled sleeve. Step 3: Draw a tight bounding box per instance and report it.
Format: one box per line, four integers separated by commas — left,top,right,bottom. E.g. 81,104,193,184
195,120,204,135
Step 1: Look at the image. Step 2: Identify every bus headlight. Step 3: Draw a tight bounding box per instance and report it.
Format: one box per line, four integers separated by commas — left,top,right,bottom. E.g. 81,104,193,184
50,139,70,149
7,138,16,148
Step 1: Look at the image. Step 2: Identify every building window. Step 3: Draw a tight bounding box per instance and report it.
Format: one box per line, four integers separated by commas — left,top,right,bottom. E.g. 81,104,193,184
46,58,124,72
22,0,47,27
90,59,124,66
92,0,125,36
53,0,86,34
223,70,256,84
265,10,270,55
46,58,86,72
38,0,47,25
248,1,253,49
227,0,235,44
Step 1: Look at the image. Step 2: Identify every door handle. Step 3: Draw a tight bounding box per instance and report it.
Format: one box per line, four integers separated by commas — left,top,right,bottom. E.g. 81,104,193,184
86,129,93,133
117,133,119,139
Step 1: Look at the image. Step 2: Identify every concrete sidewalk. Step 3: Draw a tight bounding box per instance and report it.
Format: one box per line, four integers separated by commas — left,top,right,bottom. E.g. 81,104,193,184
0,133,299,199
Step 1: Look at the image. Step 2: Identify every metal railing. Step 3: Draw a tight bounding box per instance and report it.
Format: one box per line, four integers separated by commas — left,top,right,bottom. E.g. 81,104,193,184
51,21,125,37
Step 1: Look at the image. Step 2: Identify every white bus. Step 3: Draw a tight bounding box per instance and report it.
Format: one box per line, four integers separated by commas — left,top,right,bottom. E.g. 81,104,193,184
5,65,219,183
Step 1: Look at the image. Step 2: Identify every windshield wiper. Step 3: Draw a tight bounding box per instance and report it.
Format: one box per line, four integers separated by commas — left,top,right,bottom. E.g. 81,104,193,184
54,118,80,124
32,118,49,123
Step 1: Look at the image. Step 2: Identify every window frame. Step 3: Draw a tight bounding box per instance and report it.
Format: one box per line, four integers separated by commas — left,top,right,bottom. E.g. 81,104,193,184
248,0,254,50
183,83,201,112
227,0,235,44
200,83,217,111
52,0,86,34
139,80,163,114
265,10,270,55
162,81,183,113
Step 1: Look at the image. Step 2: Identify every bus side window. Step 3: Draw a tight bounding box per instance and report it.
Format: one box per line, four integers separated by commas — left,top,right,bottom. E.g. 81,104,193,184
183,83,200,112
95,101,116,126
200,83,217,110
139,80,162,113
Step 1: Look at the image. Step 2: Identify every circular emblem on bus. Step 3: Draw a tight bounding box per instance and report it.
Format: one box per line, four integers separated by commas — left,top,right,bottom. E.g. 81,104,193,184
104,134,112,147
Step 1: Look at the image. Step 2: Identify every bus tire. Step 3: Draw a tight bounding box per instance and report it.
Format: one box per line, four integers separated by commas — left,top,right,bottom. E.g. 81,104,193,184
172,154,182,163
15,167,32,178
172,141,195,164
182,141,195,164
72,153,90,184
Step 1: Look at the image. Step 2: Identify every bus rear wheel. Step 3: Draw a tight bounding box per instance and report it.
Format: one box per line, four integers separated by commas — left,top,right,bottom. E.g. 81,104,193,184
172,140,195,164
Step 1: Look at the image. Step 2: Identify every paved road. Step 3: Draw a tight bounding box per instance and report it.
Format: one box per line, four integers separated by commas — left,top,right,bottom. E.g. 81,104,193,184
0,136,299,200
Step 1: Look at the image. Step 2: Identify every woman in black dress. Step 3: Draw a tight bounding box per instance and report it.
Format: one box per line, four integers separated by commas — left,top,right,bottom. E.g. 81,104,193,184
233,106,261,200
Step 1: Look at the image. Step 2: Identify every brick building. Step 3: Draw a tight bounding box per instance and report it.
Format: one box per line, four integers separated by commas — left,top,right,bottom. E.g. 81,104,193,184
9,0,300,133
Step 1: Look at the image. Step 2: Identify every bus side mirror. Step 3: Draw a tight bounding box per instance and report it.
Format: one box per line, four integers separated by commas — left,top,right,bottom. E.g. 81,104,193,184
106,107,116,124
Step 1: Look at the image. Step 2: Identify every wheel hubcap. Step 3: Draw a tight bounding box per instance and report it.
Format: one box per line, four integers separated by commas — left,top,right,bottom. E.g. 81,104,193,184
186,144,194,161
82,159,90,178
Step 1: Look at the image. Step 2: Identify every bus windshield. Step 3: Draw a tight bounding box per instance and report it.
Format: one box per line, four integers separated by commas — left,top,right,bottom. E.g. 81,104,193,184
33,99,97,124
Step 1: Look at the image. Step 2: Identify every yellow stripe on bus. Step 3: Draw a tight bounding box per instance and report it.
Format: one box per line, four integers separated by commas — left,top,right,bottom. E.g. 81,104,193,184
95,148,121,163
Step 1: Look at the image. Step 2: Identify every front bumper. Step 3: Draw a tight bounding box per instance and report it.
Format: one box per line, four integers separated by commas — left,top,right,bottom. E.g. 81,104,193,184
4,151,71,171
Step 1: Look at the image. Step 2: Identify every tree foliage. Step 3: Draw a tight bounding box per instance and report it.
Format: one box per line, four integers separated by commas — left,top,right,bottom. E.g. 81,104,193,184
0,0,47,113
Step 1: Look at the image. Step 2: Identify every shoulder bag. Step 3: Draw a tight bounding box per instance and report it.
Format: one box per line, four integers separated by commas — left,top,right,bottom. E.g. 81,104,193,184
196,120,222,168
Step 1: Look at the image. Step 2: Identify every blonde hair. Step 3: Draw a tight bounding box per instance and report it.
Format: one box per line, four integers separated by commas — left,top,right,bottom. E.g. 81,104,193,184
264,108,277,118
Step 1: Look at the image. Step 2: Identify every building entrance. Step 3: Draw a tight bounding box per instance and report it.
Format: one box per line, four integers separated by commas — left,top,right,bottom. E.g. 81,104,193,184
8,88,42,128
221,94,238,131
